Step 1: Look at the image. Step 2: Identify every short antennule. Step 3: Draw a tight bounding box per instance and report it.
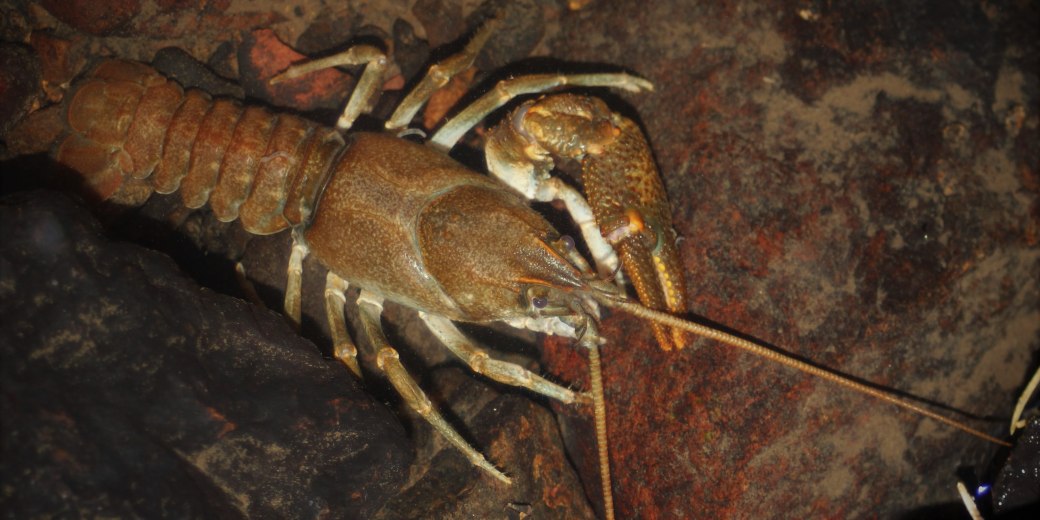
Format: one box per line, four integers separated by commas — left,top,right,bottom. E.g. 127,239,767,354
593,294,1011,447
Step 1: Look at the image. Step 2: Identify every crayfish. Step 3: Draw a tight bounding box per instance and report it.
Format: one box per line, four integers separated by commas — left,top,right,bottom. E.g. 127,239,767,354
4,19,1012,520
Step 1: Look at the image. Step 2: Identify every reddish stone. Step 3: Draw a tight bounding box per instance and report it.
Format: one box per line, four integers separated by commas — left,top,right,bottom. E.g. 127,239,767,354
237,28,355,113
28,32,81,100
41,0,140,36
543,1,1038,518
423,67,476,130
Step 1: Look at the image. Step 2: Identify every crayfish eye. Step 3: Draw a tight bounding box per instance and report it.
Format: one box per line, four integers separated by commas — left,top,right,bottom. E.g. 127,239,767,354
523,285,552,312
560,234,575,251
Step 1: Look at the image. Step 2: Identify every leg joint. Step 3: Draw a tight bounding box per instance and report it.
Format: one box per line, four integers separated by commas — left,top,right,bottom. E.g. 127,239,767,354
375,347,398,370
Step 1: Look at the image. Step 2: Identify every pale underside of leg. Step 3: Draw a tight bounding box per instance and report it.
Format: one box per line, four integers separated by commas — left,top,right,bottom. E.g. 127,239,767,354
355,291,511,484
324,271,361,378
283,229,308,330
547,180,621,278
483,145,622,278
419,312,588,405
429,72,653,151
234,262,264,307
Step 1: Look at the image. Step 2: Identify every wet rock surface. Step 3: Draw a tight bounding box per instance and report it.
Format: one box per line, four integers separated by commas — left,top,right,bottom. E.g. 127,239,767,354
540,2,1039,518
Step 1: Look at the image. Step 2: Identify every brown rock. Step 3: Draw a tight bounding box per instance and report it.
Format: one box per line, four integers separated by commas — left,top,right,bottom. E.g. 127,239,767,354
41,0,140,36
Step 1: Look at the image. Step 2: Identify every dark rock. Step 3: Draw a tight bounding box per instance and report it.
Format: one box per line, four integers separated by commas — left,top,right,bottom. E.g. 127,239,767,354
293,13,388,58
40,0,140,36
375,367,595,519
392,19,431,86
466,0,547,71
0,43,41,138
152,46,244,99
994,417,1040,514
0,192,411,518
411,0,464,49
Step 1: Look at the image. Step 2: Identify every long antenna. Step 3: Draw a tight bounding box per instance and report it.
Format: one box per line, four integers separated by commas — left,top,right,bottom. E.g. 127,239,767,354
588,344,615,520
595,295,1011,447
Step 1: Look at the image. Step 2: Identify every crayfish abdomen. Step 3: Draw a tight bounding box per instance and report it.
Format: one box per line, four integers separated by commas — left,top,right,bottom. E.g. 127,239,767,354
37,60,342,236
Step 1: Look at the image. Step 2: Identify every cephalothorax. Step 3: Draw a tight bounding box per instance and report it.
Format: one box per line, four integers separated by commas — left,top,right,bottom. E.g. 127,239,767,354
7,21,1010,520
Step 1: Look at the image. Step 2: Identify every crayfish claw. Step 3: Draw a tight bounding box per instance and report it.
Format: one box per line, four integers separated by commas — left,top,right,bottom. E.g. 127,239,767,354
485,93,688,349
582,116,688,350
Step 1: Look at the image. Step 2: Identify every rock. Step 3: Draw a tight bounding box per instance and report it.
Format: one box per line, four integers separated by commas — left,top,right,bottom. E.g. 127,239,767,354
0,192,411,518
993,417,1040,514
375,367,595,519
543,1,1039,517
40,0,140,36
152,46,244,99
237,28,355,114
0,43,42,138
